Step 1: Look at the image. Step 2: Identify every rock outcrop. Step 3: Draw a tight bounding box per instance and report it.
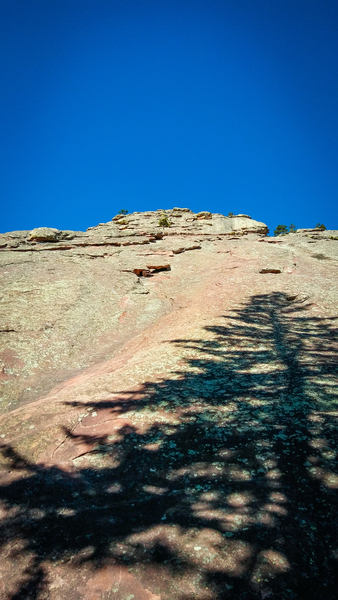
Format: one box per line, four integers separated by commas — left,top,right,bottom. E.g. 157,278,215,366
0,208,338,600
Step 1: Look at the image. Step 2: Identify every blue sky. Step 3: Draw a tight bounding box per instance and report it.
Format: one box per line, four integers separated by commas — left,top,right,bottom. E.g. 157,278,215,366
1,0,337,234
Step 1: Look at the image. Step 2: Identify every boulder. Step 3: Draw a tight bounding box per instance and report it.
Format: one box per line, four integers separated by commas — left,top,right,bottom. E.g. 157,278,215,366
196,211,212,219
28,227,60,242
230,216,268,234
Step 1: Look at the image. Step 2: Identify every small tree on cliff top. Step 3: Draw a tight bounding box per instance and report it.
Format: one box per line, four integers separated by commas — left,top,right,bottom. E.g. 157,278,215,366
274,224,288,236
274,224,297,236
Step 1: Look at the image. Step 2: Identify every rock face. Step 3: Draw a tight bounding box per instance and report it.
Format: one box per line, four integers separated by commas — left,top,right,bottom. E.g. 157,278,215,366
0,209,268,410
0,208,338,600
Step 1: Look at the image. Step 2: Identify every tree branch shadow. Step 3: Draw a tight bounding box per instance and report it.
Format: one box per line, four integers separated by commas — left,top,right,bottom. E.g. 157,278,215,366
1,292,338,599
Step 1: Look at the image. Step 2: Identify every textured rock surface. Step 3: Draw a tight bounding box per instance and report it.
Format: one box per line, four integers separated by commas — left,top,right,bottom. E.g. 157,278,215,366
0,208,338,600
0,209,268,411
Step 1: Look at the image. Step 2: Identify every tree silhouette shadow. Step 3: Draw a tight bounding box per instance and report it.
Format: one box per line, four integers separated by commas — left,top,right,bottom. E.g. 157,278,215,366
1,292,338,599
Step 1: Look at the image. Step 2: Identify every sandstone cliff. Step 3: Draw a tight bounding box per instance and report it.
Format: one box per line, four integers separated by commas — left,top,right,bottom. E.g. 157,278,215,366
0,209,337,600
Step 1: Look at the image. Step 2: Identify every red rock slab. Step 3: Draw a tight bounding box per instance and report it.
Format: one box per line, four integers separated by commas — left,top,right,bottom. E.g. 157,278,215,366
133,268,152,276
146,264,171,271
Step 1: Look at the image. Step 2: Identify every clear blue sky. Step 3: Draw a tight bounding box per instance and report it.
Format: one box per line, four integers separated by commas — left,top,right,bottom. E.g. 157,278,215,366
1,0,338,234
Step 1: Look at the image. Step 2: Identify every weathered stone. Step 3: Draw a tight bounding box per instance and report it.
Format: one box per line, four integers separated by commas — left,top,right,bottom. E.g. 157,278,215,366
196,211,212,219
58,230,76,240
1,210,338,600
112,214,127,221
229,216,268,234
146,263,171,271
133,267,152,276
28,227,60,241
172,243,201,254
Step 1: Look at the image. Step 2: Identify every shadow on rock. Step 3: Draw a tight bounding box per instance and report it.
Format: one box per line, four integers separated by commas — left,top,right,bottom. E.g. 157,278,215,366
1,293,338,599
